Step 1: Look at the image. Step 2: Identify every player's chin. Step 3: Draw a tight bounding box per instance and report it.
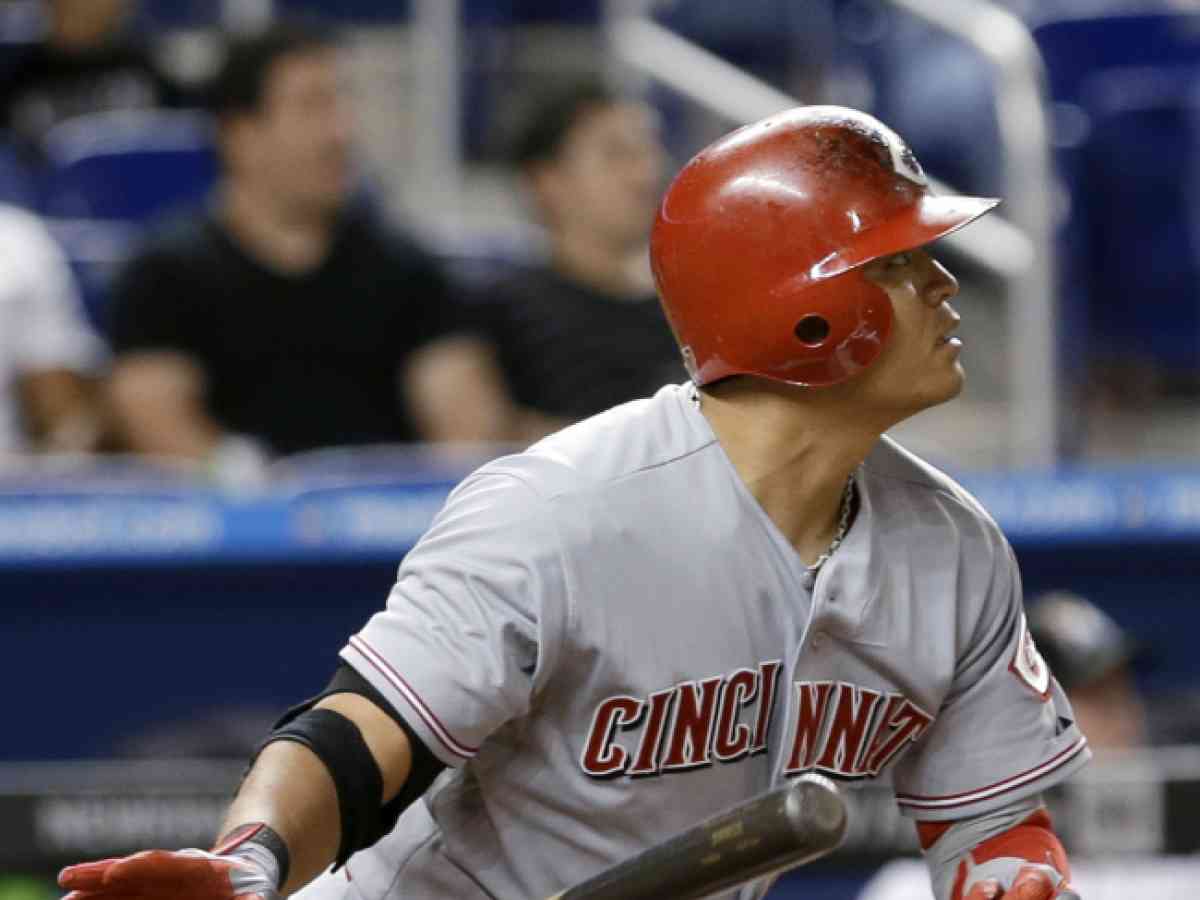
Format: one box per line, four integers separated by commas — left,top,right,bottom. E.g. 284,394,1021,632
941,367,966,401
918,367,966,408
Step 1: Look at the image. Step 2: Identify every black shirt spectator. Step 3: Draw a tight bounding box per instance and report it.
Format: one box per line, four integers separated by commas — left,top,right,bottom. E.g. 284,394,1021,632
477,265,682,421
468,78,677,442
105,22,507,468
109,208,457,456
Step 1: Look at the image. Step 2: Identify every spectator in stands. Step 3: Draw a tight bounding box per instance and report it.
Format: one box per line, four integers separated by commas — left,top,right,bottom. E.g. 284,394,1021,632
106,23,505,471
0,204,105,457
1029,591,1148,751
0,0,179,157
471,79,683,441
1032,590,1200,751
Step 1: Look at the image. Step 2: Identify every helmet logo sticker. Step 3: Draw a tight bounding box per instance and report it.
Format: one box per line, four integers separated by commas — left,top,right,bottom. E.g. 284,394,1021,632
885,134,927,188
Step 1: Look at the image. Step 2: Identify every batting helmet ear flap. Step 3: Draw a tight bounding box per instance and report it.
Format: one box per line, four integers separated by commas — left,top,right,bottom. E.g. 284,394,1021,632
651,105,998,388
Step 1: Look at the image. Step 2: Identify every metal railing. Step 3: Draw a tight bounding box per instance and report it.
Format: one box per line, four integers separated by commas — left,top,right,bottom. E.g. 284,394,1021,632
883,0,1059,467
608,5,1058,466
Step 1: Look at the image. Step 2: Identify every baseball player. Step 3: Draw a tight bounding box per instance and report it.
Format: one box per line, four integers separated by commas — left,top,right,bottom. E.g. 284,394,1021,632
59,106,1088,900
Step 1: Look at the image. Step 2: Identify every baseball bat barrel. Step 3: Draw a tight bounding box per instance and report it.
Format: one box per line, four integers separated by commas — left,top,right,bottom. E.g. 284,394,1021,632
549,774,848,900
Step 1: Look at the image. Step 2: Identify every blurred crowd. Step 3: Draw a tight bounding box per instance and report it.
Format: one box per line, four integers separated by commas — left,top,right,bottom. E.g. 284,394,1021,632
0,0,685,480
5,0,1200,480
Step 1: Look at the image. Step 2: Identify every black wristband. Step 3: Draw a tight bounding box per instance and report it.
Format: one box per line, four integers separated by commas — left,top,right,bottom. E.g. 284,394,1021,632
213,822,291,889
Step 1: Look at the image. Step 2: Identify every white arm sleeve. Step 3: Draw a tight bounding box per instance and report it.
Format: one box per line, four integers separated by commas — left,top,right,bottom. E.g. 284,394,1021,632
893,542,1090,822
339,470,570,767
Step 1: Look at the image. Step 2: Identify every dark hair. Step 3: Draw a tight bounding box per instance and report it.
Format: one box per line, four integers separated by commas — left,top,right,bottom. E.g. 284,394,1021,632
510,79,624,168
207,21,337,118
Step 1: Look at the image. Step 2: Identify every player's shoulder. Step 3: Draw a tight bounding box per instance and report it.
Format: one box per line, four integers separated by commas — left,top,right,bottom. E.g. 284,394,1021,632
473,383,712,501
862,435,1008,549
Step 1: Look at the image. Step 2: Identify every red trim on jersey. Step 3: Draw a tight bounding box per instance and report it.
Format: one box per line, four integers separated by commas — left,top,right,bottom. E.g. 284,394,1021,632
916,820,953,851
895,737,1087,811
346,635,478,760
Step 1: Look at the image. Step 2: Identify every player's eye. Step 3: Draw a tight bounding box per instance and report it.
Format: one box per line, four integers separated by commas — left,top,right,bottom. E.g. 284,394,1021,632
887,252,913,268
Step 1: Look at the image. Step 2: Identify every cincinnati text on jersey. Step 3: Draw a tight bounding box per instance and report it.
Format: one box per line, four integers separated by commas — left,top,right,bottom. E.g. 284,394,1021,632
580,664,934,781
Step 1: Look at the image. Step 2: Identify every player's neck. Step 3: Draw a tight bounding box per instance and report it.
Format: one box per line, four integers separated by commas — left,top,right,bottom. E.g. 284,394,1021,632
698,380,880,565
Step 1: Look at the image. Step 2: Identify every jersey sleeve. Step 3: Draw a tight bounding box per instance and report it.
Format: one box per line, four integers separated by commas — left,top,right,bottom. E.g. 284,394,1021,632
339,470,570,768
892,541,1090,821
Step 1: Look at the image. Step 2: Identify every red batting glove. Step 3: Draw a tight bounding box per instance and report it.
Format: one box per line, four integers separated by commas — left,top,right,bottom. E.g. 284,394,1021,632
59,848,281,900
964,864,1081,900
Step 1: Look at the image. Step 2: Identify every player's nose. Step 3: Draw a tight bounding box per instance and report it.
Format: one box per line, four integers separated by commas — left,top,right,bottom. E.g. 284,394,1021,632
921,256,959,308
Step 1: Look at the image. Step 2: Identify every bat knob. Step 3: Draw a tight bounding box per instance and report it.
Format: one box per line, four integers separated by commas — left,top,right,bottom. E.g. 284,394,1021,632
786,774,849,852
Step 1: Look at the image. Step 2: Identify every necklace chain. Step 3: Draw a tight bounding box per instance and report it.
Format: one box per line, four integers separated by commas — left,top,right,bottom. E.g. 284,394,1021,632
689,384,855,583
804,475,855,578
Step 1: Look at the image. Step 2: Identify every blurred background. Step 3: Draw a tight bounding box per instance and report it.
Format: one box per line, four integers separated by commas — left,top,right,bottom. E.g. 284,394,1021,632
2,0,1200,897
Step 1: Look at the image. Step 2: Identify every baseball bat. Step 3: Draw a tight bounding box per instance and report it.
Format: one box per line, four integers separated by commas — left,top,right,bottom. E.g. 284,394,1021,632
547,774,848,900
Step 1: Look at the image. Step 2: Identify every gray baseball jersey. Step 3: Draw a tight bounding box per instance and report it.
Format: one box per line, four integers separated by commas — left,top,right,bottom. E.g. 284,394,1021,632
316,383,1088,900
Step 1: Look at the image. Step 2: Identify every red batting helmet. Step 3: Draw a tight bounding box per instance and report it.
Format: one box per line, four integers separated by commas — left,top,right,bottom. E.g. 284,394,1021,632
650,106,1000,387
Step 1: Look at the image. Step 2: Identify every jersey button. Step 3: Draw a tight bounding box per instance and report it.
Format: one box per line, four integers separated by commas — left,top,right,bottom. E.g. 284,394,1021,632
811,630,829,650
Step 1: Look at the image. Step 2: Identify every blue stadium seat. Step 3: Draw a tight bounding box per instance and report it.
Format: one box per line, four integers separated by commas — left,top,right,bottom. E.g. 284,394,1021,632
134,0,220,29
1080,67,1200,372
0,140,37,208
463,0,602,25
38,109,218,222
276,0,411,23
45,218,139,332
1033,12,1200,379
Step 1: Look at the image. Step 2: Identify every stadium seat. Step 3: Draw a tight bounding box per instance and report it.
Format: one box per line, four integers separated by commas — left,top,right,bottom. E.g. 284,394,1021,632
45,218,139,332
0,141,36,208
1033,11,1200,380
276,0,411,23
462,0,602,25
1081,67,1200,373
38,108,218,222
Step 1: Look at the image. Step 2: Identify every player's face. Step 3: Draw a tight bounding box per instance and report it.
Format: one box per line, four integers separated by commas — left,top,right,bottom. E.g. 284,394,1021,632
231,49,354,216
854,248,964,418
534,102,665,251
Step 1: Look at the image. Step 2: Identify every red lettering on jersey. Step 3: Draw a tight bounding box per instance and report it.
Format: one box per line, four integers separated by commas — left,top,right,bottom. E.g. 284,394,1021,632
713,668,758,762
861,698,934,776
785,681,834,772
579,661,782,781
661,676,723,770
751,660,782,755
628,687,675,776
859,695,905,774
784,682,934,779
580,696,642,777
813,684,883,775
